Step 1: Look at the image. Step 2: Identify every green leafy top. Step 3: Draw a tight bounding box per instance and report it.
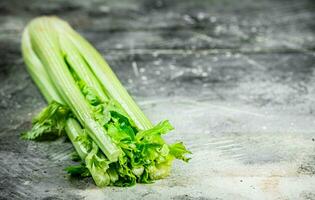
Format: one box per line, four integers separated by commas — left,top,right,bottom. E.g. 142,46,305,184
21,101,70,140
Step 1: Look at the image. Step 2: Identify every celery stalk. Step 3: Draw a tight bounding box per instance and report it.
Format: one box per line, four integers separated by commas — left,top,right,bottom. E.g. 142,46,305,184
58,34,109,102
64,118,89,159
22,28,61,103
22,27,112,186
49,18,153,130
27,17,120,162
22,27,89,159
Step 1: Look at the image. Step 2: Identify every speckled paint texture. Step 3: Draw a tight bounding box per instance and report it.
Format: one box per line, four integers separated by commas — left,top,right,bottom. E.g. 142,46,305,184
0,0,315,199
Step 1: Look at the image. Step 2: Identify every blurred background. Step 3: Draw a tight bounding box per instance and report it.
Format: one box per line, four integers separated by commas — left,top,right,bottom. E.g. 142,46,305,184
0,0,315,199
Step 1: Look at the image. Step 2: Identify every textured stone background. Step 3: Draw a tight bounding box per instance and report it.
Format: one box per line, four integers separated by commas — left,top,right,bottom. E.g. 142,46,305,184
0,0,315,199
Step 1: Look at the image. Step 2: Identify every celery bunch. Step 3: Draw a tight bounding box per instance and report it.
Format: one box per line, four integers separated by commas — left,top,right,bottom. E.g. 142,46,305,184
21,17,190,187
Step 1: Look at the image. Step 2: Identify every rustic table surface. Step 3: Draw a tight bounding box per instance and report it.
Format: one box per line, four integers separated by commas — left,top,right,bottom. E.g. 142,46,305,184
1,0,315,199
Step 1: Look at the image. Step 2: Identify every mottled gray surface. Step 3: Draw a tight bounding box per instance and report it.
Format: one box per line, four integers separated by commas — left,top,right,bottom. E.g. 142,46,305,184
1,0,315,199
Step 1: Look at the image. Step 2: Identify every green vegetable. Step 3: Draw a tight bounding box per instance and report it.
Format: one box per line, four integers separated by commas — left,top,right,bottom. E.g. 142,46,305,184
21,101,69,140
21,16,191,187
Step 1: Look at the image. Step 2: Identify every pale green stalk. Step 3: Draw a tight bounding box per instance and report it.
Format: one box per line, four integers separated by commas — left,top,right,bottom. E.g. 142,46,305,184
64,118,89,159
22,28,61,103
49,17,153,130
22,26,111,186
58,34,109,102
22,27,88,159
26,17,120,162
